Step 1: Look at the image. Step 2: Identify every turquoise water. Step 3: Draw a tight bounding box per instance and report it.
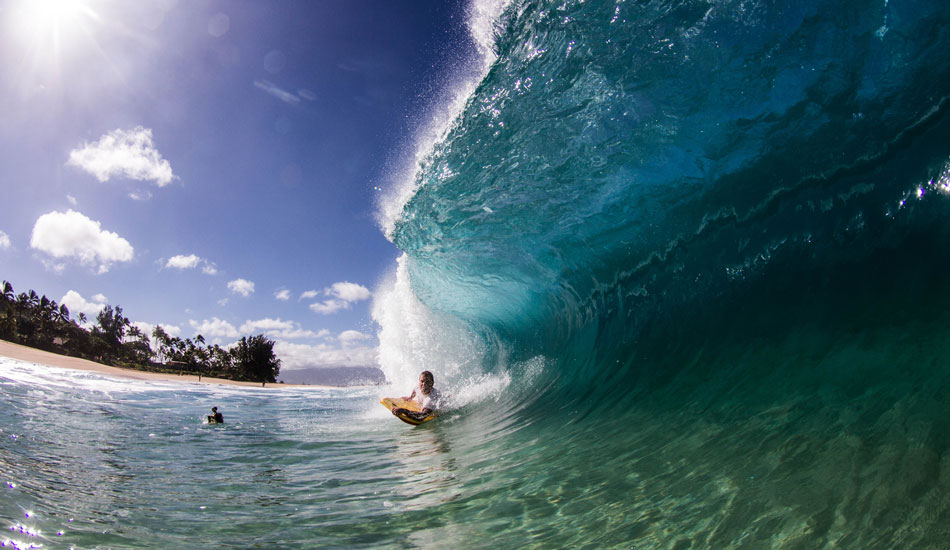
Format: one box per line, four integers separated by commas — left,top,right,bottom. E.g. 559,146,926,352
6,0,950,547
1,360,518,549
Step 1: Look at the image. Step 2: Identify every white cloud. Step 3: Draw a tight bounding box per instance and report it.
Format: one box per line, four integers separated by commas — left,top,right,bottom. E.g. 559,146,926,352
132,321,152,336
309,281,371,315
310,299,347,314
31,210,134,274
328,282,372,302
128,190,153,201
274,289,291,301
60,290,107,324
339,330,371,345
0,230,10,250
133,321,182,339
165,254,200,269
239,318,329,340
67,126,176,186
274,340,377,370
227,278,255,297
190,317,334,346
239,318,292,333
182,319,375,367
299,289,319,300
66,195,78,206
40,259,67,274
164,254,217,275
189,317,240,340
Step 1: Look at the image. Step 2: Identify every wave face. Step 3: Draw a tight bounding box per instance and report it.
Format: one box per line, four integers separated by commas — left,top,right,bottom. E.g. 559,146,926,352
376,0,950,545
387,0,950,390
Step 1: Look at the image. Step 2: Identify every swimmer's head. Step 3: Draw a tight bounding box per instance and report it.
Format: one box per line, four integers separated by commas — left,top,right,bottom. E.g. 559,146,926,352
419,371,434,394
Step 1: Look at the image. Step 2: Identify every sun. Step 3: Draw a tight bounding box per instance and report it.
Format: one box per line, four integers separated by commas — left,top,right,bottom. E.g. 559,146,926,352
9,0,99,50
6,0,101,72
18,0,93,31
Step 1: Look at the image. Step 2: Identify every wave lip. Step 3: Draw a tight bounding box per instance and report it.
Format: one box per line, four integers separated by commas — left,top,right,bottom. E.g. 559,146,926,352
377,0,514,240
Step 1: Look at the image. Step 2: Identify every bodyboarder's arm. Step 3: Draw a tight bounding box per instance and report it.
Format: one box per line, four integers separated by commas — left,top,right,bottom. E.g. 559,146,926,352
392,389,418,413
391,407,434,421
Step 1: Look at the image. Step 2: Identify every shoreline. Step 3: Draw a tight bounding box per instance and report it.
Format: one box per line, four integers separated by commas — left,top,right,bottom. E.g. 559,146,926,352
0,339,331,389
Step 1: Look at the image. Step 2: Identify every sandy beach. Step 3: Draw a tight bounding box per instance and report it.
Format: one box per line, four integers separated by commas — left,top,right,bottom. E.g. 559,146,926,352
0,339,320,388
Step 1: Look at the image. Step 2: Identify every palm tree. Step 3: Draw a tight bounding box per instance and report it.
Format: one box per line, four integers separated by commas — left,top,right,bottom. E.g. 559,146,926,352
27,290,40,309
31,295,60,348
0,281,14,339
232,334,281,383
57,304,70,323
170,336,185,362
12,292,38,343
1,281,14,305
38,296,55,337
151,325,171,364
124,324,152,364
95,305,129,352
205,344,232,377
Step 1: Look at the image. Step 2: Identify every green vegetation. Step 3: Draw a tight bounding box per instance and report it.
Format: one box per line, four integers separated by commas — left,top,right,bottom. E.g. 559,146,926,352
0,279,280,383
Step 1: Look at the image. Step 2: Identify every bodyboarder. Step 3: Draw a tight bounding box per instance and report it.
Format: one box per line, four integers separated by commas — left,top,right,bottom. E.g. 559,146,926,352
391,370,442,422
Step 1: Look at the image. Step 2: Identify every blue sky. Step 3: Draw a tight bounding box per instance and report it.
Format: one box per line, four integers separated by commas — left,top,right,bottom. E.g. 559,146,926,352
0,0,478,372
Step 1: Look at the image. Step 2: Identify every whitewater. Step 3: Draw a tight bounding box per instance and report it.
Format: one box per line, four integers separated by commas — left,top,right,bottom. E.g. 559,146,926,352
5,0,950,547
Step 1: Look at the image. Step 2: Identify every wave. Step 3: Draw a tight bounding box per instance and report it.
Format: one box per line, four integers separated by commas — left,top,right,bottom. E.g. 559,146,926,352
373,0,950,414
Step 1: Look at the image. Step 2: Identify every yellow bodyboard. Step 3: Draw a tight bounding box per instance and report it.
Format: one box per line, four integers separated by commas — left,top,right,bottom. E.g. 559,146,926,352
381,397,437,425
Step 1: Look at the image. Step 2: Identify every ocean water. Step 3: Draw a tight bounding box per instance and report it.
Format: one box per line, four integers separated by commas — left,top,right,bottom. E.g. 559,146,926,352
5,0,950,547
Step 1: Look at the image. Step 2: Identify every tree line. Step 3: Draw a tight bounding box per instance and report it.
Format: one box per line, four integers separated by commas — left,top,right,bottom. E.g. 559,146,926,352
0,280,280,383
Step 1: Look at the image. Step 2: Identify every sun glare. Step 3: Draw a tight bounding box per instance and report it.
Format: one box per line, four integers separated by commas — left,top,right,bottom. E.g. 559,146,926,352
19,0,92,30
11,0,98,47
5,0,102,76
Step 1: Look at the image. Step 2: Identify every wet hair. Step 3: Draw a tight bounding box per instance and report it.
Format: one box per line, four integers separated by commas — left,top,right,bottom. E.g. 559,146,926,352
420,371,434,386
211,407,218,412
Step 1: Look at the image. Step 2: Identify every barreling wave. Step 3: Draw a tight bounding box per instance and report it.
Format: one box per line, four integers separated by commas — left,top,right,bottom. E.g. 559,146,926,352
375,0,950,411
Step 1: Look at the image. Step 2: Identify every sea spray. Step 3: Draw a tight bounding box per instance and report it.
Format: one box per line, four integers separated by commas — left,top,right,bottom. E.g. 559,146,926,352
372,253,513,407
377,0,513,239
374,0,518,400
